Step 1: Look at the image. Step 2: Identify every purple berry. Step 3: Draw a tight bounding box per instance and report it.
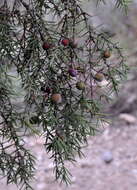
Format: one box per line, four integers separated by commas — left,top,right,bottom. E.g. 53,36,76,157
45,87,51,94
41,86,46,92
41,86,51,94
68,68,77,77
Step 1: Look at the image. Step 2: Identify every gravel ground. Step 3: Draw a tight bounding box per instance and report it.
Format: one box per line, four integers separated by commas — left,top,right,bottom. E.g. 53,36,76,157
2,72,137,190
1,117,137,190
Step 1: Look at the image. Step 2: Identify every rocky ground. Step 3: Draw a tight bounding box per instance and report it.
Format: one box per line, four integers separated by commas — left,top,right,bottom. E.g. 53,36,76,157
2,75,137,190
1,111,137,190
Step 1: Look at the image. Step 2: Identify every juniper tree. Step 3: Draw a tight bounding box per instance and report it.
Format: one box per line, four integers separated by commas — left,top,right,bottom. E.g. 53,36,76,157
0,0,130,189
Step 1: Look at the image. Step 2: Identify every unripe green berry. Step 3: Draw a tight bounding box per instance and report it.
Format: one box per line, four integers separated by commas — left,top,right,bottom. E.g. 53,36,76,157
76,81,85,90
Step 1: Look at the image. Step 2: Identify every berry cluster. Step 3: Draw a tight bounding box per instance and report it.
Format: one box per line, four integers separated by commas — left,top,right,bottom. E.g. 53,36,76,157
41,39,111,104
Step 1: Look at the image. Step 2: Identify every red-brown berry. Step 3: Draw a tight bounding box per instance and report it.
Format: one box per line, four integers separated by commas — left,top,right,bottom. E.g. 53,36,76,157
61,39,70,46
69,39,78,48
103,50,111,58
51,93,62,104
42,42,52,50
94,73,104,82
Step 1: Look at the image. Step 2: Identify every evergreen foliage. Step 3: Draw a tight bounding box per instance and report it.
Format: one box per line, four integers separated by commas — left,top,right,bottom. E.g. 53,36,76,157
0,0,130,189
